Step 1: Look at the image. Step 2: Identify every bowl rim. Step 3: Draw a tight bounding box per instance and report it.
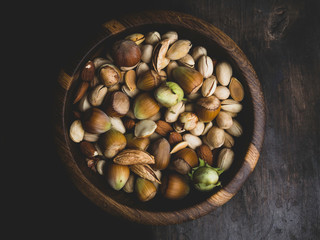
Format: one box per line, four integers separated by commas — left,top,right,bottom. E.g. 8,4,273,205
54,10,266,225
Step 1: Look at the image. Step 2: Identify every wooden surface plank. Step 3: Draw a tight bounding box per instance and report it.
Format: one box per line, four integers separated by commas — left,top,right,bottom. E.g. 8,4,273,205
17,0,319,239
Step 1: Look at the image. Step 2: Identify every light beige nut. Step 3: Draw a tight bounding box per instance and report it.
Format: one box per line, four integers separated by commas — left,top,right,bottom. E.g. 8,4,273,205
121,85,140,98
161,31,178,45
152,39,171,73
88,84,108,106
78,93,91,112
206,126,225,149
229,77,244,102
201,75,217,97
134,119,157,138
178,54,195,68
136,62,150,77
83,131,100,142
202,121,213,135
226,119,243,137
221,99,243,113
145,31,161,45
197,55,214,78
166,60,179,79
166,40,192,60
69,120,84,143
183,134,202,149
125,33,145,45
110,117,126,134
170,141,189,154
124,70,137,92
216,61,233,86
191,46,207,62
113,149,155,165
216,111,233,129
140,44,153,63
214,86,230,100
223,132,235,148
164,101,185,123
217,148,234,171
190,121,205,136
96,160,106,175
123,173,135,193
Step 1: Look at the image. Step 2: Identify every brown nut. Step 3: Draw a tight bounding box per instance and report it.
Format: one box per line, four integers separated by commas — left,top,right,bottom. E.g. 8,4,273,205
104,91,130,117
155,120,173,136
113,149,155,165
196,144,213,165
112,39,141,68
168,131,183,146
148,138,171,170
160,172,190,200
195,96,221,123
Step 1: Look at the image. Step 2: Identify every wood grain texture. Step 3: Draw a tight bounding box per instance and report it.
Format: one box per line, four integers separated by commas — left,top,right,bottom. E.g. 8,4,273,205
42,0,319,238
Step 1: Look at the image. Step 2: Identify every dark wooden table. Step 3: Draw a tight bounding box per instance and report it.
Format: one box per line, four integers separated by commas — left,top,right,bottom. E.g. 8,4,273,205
15,0,319,239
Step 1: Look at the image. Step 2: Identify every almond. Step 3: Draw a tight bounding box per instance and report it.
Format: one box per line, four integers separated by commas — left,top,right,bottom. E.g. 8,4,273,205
123,118,135,130
81,61,95,82
168,131,183,145
73,81,89,104
130,164,161,184
113,149,155,165
196,144,213,165
155,120,173,136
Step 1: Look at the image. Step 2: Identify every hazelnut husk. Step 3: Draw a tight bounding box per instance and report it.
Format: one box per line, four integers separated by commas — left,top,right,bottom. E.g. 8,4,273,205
160,172,190,200
82,108,111,134
104,91,130,117
195,96,221,122
112,39,141,68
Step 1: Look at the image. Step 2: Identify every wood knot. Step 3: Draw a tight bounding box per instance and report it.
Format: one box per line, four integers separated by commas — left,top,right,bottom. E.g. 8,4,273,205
265,7,289,43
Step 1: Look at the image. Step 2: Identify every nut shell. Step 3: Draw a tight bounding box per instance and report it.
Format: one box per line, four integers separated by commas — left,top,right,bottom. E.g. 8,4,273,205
172,66,203,95
160,173,190,200
106,163,130,191
112,39,141,67
195,96,221,122
133,92,160,120
82,108,111,134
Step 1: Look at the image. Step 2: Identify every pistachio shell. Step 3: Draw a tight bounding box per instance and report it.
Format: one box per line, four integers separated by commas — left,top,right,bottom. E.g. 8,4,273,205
161,31,178,45
197,55,214,78
217,148,234,171
124,70,137,91
166,40,192,60
191,46,207,62
223,132,235,148
214,86,230,100
152,39,170,73
164,101,185,123
206,126,225,149
216,61,232,86
226,119,243,137
216,111,233,129
136,62,150,77
229,77,244,102
221,99,243,113
190,121,205,136
183,134,202,149
140,44,153,63
69,120,84,143
201,76,217,97
166,60,179,79
125,33,145,45
145,31,161,45
178,54,195,68
88,84,108,106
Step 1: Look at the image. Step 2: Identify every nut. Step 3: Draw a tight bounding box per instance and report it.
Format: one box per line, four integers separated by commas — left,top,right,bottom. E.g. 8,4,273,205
206,126,225,149
73,81,89,104
161,31,178,45
164,101,185,123
112,39,141,68
197,55,214,78
69,120,85,143
124,69,137,91
104,91,130,117
170,141,188,154
178,112,198,131
125,33,145,45
223,131,235,148
183,134,202,149
214,86,230,100
166,60,179,79
168,131,183,145
81,61,95,82
123,118,135,130
106,163,130,191
201,75,217,97
145,31,161,45
216,111,233,129
178,54,195,68
172,66,203,95
215,61,232,86
217,148,234,171
196,144,213,165
134,119,157,138
229,77,244,102
226,119,243,137
99,63,121,87
154,82,184,107
113,149,155,165
136,69,161,91
135,177,157,202
79,141,99,158
160,172,190,200
171,148,198,174
121,85,140,98
195,96,221,122
82,108,111,134
125,133,150,151
88,84,108,106
190,121,205,136
123,173,135,193
98,129,127,158
191,46,207,62
202,121,213,135
135,62,150,77
133,92,160,120
155,120,173,136
221,99,243,113
152,39,170,73
166,40,192,60
140,44,153,63
130,164,161,184
109,116,126,134
148,138,171,170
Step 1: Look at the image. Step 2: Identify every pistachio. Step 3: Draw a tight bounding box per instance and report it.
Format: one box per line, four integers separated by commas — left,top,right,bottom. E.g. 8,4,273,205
202,135,214,150
88,84,108,106
114,149,155,165
229,77,244,102
206,126,225,149
161,31,178,45
201,75,217,97
140,44,153,63
134,119,157,138
221,99,243,113
197,55,214,78
178,54,195,68
152,39,170,73
125,33,145,45
145,31,161,45
214,86,230,100
202,121,213,135
136,62,150,77
190,121,205,136
217,148,234,171
223,131,235,148
226,119,243,137
164,101,185,123
69,119,85,143
183,134,202,149
130,164,161,184
216,111,233,129
191,46,207,62
216,61,232,86
178,112,198,131
166,40,192,60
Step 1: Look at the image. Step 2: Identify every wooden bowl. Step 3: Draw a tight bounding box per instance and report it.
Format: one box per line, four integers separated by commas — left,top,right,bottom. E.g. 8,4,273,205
54,10,266,225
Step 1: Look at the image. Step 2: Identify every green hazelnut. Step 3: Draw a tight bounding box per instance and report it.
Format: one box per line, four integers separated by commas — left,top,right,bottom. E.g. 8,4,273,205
154,81,184,107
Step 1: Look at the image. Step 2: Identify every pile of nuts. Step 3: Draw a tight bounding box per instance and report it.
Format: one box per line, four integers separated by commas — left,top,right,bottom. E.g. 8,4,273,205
69,30,244,202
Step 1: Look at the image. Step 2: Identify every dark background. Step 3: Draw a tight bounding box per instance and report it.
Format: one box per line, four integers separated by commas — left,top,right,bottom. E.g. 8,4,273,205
7,0,319,239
